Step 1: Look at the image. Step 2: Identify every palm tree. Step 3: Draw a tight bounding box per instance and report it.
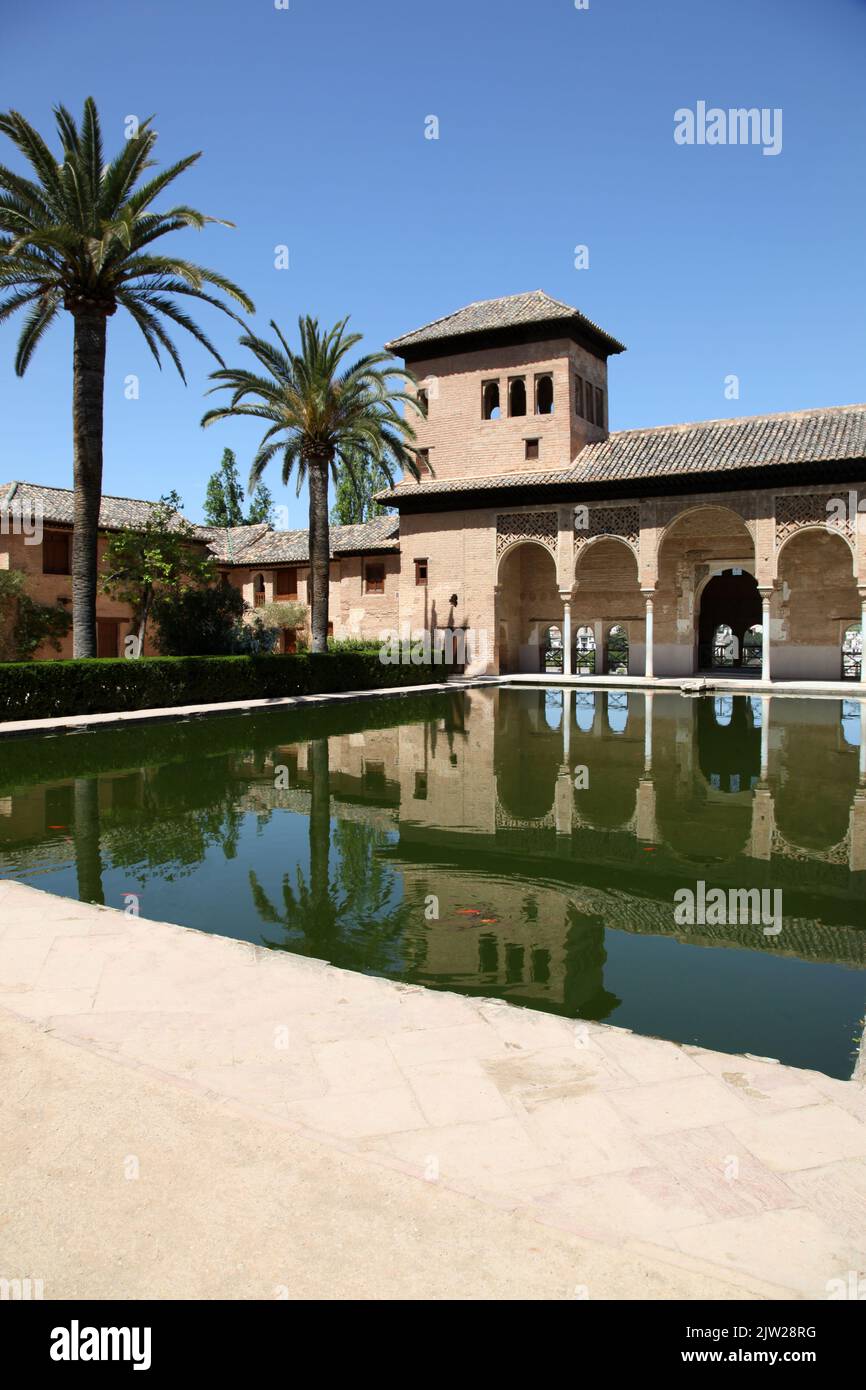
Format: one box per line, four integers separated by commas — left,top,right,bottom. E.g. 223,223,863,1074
201,315,424,652
0,98,254,656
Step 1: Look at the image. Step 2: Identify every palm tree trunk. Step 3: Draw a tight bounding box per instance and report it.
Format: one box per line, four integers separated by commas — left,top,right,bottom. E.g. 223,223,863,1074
307,454,330,654
71,310,108,658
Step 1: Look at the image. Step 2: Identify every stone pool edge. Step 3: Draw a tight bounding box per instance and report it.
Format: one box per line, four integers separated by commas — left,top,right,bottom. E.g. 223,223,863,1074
1,878,864,1299
1,672,863,742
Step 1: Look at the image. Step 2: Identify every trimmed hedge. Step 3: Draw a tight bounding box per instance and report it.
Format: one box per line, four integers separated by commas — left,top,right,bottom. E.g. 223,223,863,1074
0,652,452,723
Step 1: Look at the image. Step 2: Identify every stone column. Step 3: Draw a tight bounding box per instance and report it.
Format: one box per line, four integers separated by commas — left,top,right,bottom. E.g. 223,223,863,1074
642,590,655,680
859,589,866,686
560,592,572,676
760,695,771,780
759,587,773,683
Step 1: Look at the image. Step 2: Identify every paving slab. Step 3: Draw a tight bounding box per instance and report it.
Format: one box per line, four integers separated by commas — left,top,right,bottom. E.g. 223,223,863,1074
1,878,865,1299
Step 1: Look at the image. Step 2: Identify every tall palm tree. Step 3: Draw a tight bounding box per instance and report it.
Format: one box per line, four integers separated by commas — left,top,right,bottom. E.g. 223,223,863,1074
201,315,424,652
0,98,254,656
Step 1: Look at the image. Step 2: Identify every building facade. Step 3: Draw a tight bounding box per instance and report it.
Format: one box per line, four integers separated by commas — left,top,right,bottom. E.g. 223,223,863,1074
3,290,865,679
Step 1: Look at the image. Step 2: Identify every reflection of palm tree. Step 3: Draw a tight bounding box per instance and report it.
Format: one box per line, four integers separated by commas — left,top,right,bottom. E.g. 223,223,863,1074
73,778,104,905
250,738,411,971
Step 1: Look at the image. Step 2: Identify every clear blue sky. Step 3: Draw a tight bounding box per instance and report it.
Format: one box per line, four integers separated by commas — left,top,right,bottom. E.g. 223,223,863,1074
2,0,864,526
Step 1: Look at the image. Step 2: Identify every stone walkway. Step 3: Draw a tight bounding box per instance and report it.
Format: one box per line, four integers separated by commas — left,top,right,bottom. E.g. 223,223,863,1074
1,880,865,1299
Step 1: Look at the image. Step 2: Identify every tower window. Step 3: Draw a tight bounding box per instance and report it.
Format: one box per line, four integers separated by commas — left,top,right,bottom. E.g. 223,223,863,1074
416,448,430,473
574,376,583,418
414,558,428,585
584,382,595,425
595,385,605,427
417,386,429,413
525,439,540,461
535,374,554,415
508,377,527,417
482,380,500,420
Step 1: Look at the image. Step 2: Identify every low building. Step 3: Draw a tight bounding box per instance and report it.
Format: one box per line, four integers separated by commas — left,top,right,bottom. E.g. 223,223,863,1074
3,289,865,678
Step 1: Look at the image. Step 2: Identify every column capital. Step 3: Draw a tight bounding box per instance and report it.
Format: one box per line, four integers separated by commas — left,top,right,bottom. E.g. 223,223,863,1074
757,584,775,599
640,587,656,601
558,589,573,604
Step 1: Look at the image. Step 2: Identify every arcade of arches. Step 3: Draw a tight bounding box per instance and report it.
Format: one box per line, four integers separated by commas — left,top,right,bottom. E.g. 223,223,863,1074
493,495,865,682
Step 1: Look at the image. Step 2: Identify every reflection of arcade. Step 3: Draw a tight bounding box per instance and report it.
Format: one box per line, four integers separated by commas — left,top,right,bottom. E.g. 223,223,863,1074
387,688,866,1014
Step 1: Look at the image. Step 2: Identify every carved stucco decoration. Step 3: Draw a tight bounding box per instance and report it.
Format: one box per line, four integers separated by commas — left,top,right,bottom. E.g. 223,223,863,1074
496,511,558,559
573,504,640,558
775,493,855,548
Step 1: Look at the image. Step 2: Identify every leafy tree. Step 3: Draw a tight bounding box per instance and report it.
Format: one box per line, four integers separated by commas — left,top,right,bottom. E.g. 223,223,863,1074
203,447,246,527
101,492,215,653
0,568,72,660
201,316,423,652
0,98,254,657
330,452,394,525
153,579,244,655
204,449,275,527
246,481,274,525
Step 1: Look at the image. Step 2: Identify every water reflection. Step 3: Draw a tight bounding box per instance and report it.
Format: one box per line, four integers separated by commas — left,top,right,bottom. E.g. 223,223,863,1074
1,689,864,1077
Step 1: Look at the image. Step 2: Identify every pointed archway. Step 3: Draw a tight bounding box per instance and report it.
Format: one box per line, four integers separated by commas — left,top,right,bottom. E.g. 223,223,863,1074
697,569,761,671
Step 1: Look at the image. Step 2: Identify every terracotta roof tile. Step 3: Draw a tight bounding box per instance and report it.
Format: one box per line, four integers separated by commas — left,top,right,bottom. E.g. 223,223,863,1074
378,403,866,500
386,289,626,355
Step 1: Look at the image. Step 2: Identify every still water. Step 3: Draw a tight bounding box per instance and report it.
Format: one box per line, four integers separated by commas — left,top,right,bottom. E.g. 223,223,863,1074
1,688,864,1077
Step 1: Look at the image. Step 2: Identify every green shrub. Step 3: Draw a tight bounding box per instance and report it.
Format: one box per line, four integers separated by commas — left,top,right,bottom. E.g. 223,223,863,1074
153,583,245,656
0,652,453,723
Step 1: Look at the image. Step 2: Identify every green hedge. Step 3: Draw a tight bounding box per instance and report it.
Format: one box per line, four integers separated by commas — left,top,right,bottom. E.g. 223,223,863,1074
0,652,452,723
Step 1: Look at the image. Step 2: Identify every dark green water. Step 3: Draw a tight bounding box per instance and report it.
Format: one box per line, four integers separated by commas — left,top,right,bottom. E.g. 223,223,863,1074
1,688,864,1078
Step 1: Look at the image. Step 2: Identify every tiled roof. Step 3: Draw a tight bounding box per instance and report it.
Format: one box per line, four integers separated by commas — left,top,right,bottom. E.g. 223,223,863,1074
193,522,270,560
210,514,401,565
0,480,187,530
385,289,627,356
378,404,866,501
0,481,400,563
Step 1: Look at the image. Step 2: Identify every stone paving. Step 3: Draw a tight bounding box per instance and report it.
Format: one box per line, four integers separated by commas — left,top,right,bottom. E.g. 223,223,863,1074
1,879,865,1299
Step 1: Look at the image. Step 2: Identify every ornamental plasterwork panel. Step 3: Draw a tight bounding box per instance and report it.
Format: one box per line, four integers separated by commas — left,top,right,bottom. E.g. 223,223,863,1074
574,504,640,557
775,493,854,546
495,511,558,558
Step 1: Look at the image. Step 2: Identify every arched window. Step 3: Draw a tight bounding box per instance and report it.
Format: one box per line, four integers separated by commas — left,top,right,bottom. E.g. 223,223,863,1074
842,623,861,680
712,623,737,667
482,380,500,420
606,623,629,674
714,696,734,727
542,624,563,673
742,624,763,669
535,374,554,415
575,625,596,674
509,377,527,417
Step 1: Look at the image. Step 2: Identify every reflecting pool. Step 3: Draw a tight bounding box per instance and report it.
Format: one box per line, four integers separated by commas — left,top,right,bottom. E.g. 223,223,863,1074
1,688,864,1077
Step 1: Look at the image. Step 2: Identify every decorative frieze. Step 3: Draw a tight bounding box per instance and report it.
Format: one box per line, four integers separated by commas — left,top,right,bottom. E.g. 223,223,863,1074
495,511,558,558
775,492,854,546
574,504,640,556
